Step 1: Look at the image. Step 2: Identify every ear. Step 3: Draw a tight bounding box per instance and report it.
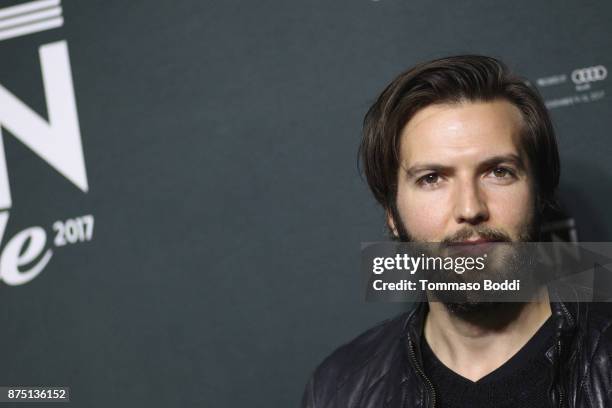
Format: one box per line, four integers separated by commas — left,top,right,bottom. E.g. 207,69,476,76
386,208,399,238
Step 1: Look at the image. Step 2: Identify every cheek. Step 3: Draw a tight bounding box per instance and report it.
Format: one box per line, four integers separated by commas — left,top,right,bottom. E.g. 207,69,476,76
395,186,449,240
487,183,535,235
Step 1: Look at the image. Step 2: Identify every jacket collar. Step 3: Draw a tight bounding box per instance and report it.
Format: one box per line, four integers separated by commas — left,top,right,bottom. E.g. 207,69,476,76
402,286,582,365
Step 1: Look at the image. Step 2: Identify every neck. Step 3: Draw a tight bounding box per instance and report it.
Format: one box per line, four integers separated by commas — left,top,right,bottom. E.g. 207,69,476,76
424,287,551,382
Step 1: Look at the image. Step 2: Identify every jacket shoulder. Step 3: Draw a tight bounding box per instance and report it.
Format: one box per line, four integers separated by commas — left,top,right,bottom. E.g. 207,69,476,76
579,305,612,405
583,304,612,349
303,312,411,408
584,305,612,366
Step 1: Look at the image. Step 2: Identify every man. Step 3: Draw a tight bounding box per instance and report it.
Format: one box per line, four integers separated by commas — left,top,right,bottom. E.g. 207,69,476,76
302,56,612,407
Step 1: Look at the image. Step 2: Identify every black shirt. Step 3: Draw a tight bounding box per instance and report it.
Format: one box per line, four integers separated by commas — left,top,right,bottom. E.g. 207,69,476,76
421,317,554,408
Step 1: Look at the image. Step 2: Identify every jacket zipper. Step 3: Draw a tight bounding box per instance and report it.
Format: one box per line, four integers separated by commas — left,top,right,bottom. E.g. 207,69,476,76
407,338,436,408
556,338,565,408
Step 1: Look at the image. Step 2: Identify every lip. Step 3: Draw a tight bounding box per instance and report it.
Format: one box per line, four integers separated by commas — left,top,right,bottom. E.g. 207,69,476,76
452,238,497,245
447,238,498,255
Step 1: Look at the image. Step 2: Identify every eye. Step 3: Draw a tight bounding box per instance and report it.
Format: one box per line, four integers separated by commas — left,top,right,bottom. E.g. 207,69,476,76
489,167,516,180
417,173,441,187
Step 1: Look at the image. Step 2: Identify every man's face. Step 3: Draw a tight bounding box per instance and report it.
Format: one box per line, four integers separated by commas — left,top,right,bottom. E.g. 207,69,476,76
388,100,537,244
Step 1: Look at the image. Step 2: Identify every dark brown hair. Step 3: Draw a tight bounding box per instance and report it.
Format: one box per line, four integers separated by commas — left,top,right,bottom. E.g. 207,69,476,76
359,55,560,219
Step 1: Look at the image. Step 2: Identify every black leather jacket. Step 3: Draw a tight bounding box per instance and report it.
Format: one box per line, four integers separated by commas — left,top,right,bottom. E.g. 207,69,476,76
302,293,612,407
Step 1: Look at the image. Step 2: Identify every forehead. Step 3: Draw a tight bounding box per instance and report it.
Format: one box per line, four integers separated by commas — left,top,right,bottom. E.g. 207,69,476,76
399,100,525,164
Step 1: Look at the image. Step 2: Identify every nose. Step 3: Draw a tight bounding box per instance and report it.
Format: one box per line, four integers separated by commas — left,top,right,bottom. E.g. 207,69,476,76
453,178,489,225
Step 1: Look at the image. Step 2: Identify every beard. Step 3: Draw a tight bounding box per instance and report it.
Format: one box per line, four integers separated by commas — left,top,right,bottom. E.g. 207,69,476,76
389,202,542,328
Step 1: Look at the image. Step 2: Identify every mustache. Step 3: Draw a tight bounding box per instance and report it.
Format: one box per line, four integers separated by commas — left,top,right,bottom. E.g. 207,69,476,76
442,226,512,244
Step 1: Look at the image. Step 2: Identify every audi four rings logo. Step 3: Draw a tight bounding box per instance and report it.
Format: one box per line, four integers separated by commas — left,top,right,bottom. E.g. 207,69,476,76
571,65,607,85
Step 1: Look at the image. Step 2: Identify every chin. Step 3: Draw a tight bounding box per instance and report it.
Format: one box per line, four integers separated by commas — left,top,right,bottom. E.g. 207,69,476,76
443,301,526,329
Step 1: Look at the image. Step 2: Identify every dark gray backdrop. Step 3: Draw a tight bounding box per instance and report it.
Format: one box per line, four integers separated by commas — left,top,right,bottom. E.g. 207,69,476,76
0,0,610,407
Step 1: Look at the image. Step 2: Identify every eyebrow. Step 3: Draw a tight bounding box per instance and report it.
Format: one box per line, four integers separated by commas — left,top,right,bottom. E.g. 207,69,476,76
403,154,527,178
